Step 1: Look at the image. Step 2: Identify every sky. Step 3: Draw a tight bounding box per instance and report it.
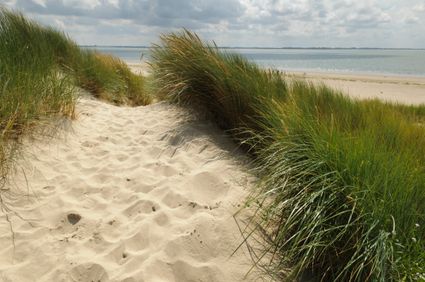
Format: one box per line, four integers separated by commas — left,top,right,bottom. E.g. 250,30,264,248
2,0,425,48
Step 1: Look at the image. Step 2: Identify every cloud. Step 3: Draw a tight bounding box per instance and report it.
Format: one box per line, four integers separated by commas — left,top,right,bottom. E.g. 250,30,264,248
3,0,425,47
413,3,425,12
13,0,244,28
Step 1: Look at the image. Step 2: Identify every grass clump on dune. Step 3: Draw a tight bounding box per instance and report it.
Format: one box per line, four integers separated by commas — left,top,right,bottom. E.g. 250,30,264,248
0,8,76,186
151,31,425,281
74,50,150,106
0,7,150,185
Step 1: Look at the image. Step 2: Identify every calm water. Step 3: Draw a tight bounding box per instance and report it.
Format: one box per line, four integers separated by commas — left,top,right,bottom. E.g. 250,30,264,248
85,46,425,77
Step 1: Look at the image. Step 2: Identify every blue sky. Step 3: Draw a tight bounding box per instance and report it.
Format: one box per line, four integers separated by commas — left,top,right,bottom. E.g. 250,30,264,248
3,0,425,48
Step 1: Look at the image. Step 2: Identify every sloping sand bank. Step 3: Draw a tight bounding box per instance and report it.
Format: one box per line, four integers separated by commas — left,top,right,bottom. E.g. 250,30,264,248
0,97,260,281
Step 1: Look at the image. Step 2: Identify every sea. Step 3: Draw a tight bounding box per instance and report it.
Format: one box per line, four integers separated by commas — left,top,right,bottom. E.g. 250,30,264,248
84,46,425,77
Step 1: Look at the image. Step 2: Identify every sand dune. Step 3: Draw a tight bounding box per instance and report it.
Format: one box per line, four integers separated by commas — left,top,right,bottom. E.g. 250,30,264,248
0,97,262,281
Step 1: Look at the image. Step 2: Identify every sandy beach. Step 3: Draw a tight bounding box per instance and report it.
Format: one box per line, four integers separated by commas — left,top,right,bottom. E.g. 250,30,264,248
127,62,151,76
128,62,425,105
0,96,261,281
287,71,425,105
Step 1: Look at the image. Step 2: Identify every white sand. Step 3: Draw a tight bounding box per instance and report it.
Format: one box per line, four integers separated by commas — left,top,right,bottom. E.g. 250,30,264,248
127,62,150,76
0,97,261,281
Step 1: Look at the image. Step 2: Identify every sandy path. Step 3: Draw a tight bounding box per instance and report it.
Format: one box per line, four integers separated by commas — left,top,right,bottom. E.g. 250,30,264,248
0,97,260,281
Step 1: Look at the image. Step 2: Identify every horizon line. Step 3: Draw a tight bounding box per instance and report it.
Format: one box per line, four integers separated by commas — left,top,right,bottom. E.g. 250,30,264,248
80,45,425,50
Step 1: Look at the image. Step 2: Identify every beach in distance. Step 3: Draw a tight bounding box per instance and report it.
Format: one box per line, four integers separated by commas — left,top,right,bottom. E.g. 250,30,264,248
89,46,425,77
96,45,425,105
127,61,425,105
289,71,425,105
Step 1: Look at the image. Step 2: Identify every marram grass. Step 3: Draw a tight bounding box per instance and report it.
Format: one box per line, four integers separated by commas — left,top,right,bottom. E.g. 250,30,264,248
0,8,150,185
151,31,425,281
0,8,76,185
74,50,151,106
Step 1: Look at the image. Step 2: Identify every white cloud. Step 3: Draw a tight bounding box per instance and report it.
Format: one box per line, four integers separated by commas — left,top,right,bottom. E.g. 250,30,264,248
62,0,100,9
413,3,425,12
3,0,425,48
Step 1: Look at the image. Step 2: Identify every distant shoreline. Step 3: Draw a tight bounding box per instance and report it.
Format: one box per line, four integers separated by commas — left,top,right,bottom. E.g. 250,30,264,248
124,59,425,79
126,61,425,105
90,46,425,78
282,68,425,79
81,45,425,51
287,71,425,105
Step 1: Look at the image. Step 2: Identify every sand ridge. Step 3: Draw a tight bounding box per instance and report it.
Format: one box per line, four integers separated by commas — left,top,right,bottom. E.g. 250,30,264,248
0,97,262,281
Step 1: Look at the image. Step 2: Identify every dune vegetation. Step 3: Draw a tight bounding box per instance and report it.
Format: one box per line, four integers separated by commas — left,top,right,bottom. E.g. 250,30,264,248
150,31,425,281
0,8,151,186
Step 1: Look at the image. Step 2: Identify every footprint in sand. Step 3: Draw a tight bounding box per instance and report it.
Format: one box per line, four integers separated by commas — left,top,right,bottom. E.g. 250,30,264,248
67,213,82,225
68,263,108,282
1,99,259,282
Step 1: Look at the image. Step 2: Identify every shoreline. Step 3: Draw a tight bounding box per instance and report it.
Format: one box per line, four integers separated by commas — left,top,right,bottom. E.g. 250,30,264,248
286,71,425,105
285,70,425,86
126,61,425,105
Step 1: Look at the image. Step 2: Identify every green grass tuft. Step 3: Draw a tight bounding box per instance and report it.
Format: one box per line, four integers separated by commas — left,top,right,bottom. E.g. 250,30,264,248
0,8,77,186
72,50,151,106
150,30,425,281
0,7,150,185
